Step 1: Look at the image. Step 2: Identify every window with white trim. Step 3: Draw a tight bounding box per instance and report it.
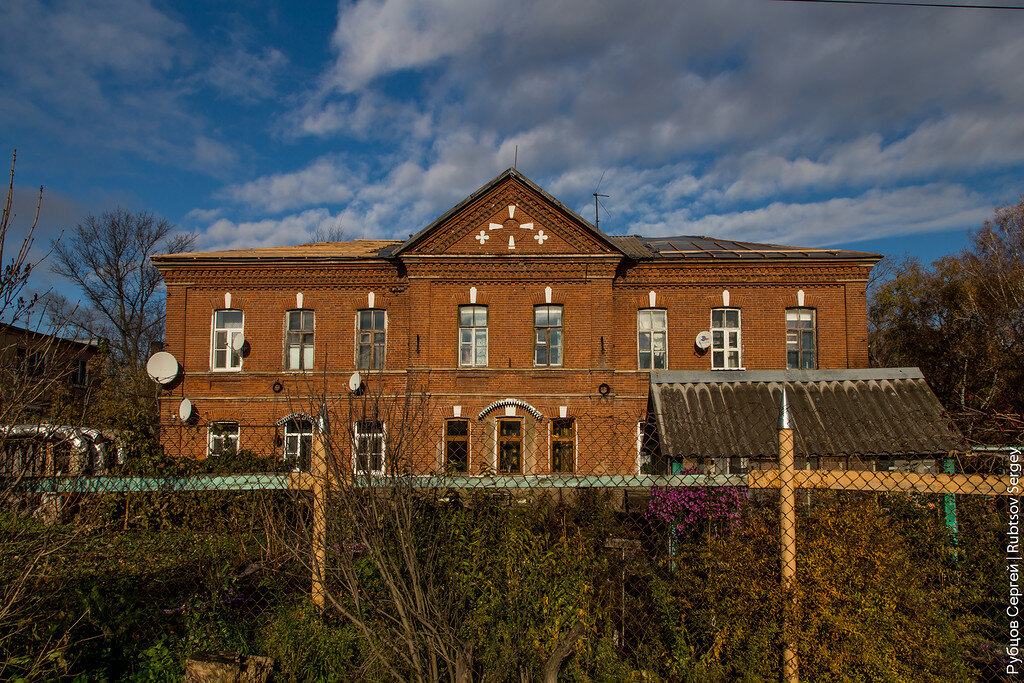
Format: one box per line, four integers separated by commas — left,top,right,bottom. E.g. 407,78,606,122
285,310,314,371
637,309,667,370
283,419,314,472
458,305,488,367
786,308,816,369
353,420,386,475
711,308,741,369
534,305,563,367
356,309,386,370
71,358,89,387
208,422,239,457
212,309,243,370
551,418,574,474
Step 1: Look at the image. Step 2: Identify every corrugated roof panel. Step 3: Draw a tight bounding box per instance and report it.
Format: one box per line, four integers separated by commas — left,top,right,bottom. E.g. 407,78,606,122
649,370,963,460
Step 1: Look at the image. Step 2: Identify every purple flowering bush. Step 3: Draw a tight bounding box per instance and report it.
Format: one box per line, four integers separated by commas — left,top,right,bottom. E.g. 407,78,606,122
645,482,746,539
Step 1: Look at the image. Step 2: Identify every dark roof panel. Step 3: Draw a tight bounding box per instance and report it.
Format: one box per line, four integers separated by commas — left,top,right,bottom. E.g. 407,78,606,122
633,235,880,261
649,369,963,459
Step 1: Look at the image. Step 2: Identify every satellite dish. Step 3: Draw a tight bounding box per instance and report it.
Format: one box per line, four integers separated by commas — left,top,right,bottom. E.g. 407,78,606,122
178,398,194,421
231,334,246,352
348,372,362,392
695,331,712,351
146,351,181,385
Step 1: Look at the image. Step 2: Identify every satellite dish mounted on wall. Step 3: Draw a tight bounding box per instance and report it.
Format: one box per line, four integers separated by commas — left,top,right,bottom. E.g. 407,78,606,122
348,372,362,393
231,334,246,353
695,331,712,351
178,398,194,422
146,351,181,385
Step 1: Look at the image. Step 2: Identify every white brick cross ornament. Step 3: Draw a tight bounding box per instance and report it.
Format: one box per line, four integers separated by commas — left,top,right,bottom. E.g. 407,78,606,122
534,230,549,245
475,230,490,244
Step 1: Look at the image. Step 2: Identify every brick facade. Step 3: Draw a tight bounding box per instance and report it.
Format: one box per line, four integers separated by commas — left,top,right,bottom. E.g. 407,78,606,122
153,170,879,475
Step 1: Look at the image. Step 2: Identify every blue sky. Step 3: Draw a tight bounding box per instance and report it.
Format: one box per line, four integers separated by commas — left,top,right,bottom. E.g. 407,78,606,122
3,0,1023,297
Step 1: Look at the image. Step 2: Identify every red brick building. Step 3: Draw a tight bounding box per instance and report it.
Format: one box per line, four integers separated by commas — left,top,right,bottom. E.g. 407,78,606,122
152,169,880,475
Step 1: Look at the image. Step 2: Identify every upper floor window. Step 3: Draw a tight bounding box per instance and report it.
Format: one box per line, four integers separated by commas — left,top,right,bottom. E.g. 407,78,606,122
638,309,667,370
208,422,239,457
15,346,46,379
212,309,243,370
711,308,741,369
283,418,314,472
357,309,386,370
70,359,89,387
286,310,314,371
534,305,563,367
353,419,386,475
786,308,816,369
445,419,469,473
458,306,488,367
551,418,575,474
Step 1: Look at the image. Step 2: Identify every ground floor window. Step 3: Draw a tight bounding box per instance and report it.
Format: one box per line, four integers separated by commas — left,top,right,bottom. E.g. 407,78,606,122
208,422,239,457
551,418,575,473
353,420,386,475
445,419,469,473
283,419,313,471
497,419,522,474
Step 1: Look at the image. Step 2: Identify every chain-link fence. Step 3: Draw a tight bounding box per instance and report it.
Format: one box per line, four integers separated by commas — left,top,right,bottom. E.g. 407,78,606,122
0,393,1018,680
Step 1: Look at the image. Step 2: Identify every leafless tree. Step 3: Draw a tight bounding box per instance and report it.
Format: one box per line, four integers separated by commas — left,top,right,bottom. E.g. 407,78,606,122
305,223,347,243
264,372,476,681
0,151,83,680
50,207,195,372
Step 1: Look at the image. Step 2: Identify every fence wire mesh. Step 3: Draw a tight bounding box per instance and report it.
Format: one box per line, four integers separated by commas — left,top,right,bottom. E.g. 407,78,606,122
0,392,1019,681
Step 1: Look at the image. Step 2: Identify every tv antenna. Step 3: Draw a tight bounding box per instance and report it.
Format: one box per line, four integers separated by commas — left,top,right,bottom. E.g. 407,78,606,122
593,171,610,230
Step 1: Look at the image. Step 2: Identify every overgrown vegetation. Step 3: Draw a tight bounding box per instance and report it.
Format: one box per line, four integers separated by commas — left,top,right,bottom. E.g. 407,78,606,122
870,196,1024,445
0,485,1001,680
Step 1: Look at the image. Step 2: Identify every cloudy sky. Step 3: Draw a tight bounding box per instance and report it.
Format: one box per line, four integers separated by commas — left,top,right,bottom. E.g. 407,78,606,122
2,0,1023,282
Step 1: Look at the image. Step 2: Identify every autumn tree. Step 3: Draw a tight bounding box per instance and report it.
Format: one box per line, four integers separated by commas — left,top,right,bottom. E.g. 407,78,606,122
869,197,1024,443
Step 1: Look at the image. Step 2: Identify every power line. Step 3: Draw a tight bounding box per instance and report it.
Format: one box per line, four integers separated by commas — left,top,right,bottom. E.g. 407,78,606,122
772,0,1024,8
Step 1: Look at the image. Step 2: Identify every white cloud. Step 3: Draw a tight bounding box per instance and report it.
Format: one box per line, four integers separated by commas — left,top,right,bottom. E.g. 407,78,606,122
634,184,993,248
202,209,347,251
222,157,360,214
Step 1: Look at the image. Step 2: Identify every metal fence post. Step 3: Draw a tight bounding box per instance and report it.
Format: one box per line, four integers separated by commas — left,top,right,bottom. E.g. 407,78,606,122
778,390,799,683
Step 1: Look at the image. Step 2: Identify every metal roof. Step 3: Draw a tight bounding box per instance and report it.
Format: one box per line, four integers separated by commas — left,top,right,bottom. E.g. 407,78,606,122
623,235,880,261
649,368,963,459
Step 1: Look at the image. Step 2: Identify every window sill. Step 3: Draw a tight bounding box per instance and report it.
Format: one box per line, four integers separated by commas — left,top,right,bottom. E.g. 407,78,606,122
210,368,243,373
711,367,746,371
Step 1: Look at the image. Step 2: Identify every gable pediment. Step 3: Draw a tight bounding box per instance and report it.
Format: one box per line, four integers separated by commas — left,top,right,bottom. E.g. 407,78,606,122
397,171,622,258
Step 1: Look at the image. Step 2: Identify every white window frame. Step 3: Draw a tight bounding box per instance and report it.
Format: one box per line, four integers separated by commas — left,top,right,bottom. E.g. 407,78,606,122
636,421,653,475
282,418,315,472
356,309,387,370
71,358,89,387
211,309,244,371
533,305,564,368
637,308,668,370
711,308,742,370
207,422,239,457
285,309,315,371
353,420,386,475
786,307,817,370
458,305,489,368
